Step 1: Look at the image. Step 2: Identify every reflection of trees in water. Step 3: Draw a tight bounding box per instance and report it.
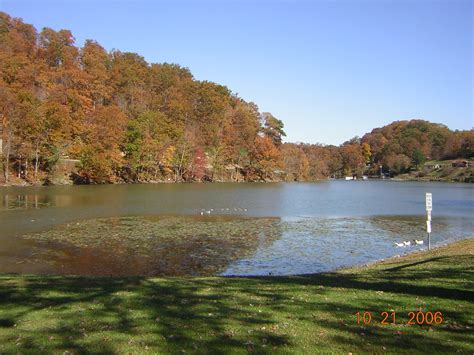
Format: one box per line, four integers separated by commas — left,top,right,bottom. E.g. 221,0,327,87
1,194,59,210
17,216,283,276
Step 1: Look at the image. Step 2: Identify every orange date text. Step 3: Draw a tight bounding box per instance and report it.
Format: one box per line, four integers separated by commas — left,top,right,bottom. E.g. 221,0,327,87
355,311,443,325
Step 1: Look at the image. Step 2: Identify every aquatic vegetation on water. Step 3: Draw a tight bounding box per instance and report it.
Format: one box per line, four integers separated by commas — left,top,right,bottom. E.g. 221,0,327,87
3,214,470,277
19,216,283,276
222,215,465,276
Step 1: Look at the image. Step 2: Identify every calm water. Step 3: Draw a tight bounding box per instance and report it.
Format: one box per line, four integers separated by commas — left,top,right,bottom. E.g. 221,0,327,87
0,181,473,276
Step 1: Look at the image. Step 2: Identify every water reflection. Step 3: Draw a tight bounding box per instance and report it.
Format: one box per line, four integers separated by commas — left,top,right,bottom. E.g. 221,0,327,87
1,194,75,211
2,194,46,210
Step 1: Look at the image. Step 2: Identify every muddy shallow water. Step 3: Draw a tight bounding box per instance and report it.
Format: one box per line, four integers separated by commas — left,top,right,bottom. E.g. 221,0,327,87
0,181,472,276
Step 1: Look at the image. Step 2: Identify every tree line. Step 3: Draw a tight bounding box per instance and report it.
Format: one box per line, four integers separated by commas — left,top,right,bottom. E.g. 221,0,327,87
0,12,472,184
282,120,473,181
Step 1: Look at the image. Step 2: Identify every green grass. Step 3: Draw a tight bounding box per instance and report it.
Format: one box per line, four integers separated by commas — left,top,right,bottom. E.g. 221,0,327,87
0,238,473,354
396,159,474,182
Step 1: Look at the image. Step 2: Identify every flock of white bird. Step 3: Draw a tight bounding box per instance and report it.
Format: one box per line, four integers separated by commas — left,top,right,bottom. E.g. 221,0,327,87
395,240,424,247
197,210,426,249
200,207,248,215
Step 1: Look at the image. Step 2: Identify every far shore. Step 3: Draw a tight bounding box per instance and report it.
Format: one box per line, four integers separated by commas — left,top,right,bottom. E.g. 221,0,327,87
1,176,472,188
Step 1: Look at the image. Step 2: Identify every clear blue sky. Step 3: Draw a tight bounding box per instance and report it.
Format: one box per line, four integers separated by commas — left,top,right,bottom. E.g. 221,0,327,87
1,0,472,145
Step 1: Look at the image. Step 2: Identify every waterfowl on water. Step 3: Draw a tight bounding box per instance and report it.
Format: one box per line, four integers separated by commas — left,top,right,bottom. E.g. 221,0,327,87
414,239,424,245
395,242,405,247
403,241,411,246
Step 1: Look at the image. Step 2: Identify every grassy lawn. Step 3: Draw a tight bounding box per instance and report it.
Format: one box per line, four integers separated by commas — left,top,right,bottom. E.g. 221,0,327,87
395,158,474,182
0,238,472,354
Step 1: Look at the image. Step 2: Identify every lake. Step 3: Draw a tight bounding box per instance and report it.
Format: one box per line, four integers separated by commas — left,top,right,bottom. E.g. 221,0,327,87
0,181,472,276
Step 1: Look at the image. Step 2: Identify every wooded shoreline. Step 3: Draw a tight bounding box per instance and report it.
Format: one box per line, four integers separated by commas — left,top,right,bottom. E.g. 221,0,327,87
1,174,472,187
1,12,472,187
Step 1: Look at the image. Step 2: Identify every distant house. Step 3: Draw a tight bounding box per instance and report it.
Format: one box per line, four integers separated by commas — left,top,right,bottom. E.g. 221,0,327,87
345,176,354,181
57,158,80,170
225,164,243,171
452,160,469,168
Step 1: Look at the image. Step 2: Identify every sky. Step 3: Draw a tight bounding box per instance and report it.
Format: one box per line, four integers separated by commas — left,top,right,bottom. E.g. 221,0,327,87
1,0,472,145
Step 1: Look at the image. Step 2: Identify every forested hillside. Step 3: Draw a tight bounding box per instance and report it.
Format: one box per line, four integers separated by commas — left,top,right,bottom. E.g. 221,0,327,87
281,120,473,181
0,12,472,185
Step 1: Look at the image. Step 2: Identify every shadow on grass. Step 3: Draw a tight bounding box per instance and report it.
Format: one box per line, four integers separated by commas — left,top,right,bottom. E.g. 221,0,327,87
384,256,448,271
0,253,472,353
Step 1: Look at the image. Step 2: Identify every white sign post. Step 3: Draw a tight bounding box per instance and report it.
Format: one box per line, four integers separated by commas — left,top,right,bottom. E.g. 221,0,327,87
426,193,432,250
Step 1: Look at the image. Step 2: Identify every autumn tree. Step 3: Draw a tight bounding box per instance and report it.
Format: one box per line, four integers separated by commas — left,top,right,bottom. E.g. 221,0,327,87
383,154,411,175
81,40,112,108
261,112,286,146
340,143,365,176
281,144,309,181
251,136,282,180
124,110,178,180
361,142,371,164
0,12,470,185
78,106,127,182
188,147,207,181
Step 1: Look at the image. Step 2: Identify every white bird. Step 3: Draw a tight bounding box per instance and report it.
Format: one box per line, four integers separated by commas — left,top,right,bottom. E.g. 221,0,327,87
205,210,211,214
200,211,203,215
415,239,424,245
395,242,405,247
403,241,411,246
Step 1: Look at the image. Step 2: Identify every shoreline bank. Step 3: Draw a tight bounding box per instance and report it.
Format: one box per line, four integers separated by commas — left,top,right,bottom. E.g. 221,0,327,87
1,237,472,353
338,236,474,273
1,176,473,187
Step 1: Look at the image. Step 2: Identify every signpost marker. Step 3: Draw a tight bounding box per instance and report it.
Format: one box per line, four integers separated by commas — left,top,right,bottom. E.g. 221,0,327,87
425,193,432,251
